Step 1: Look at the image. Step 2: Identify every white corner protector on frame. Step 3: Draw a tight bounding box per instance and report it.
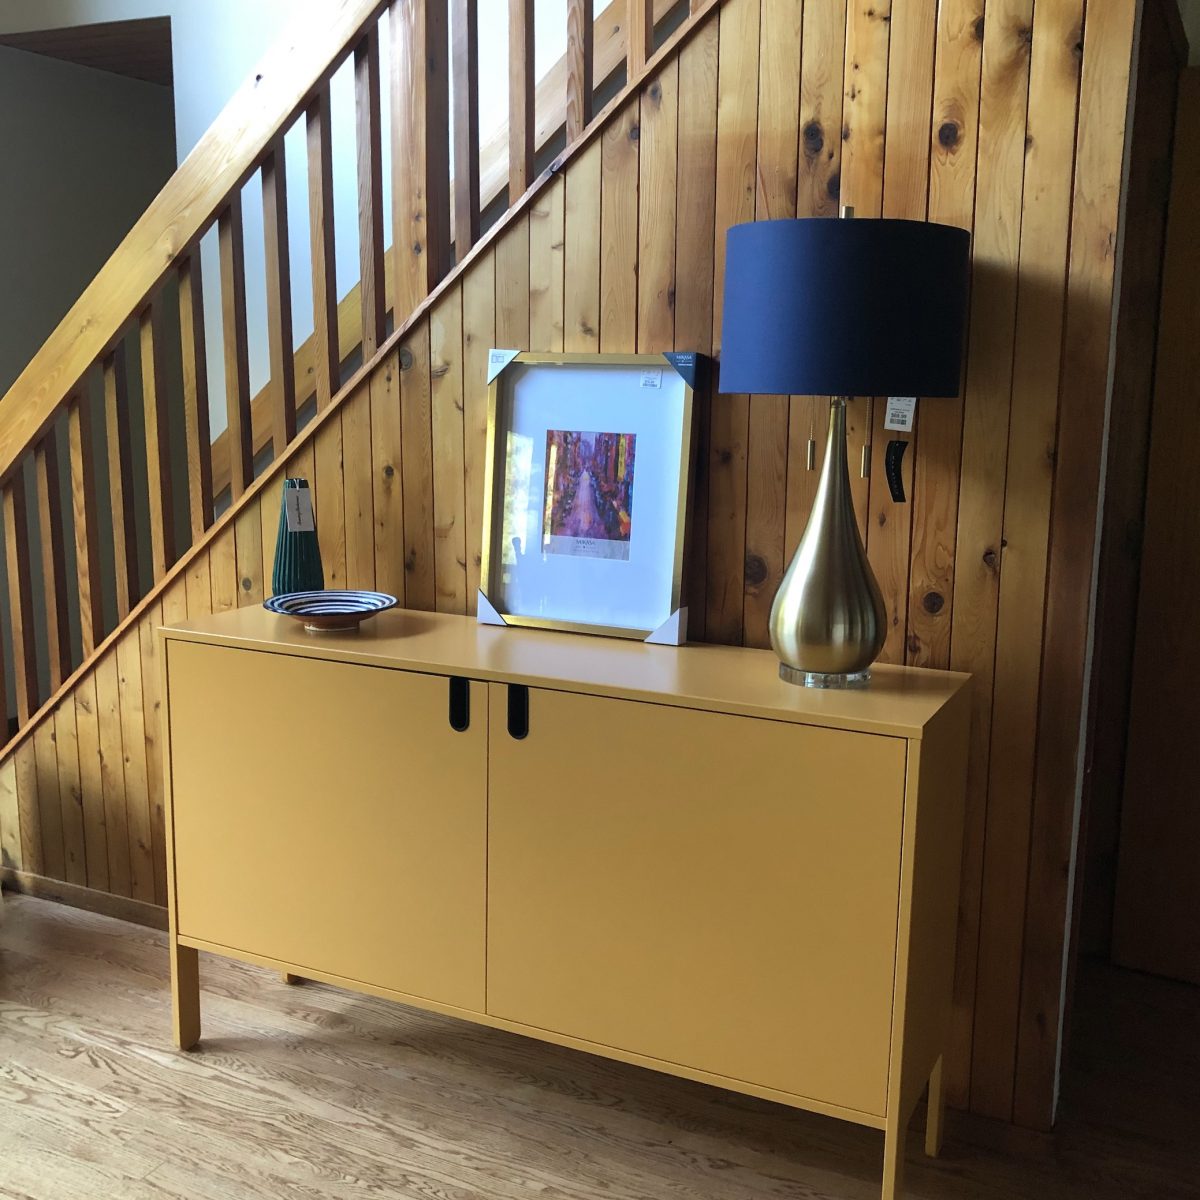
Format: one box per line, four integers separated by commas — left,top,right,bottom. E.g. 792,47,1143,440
644,607,688,646
476,590,509,626
486,348,521,383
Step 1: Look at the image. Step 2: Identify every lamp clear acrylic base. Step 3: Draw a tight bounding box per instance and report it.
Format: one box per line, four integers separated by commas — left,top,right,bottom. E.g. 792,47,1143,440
779,664,872,689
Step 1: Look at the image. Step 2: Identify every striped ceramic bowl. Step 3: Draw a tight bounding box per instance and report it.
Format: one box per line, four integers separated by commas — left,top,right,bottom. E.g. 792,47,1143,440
263,590,398,632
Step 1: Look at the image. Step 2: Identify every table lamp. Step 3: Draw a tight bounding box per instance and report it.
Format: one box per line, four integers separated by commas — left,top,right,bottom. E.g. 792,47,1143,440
719,210,971,688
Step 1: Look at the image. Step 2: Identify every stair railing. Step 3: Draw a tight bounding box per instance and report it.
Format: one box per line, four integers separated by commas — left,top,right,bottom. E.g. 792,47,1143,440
0,0,691,749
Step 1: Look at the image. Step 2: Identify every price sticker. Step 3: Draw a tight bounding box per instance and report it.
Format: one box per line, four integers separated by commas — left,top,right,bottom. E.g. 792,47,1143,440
884,396,917,432
640,368,663,389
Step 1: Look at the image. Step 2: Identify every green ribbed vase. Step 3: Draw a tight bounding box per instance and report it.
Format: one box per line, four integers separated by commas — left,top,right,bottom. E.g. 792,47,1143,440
271,478,324,596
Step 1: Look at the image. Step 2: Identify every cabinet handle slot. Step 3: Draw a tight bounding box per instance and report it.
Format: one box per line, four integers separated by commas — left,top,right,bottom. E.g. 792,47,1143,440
507,684,529,740
448,677,470,732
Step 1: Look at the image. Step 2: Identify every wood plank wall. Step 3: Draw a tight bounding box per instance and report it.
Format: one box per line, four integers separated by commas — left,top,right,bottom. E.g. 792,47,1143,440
0,0,1142,1133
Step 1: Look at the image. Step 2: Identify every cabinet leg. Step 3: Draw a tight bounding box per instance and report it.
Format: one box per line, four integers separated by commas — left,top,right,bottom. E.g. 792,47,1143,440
881,1119,905,1200
171,941,201,1051
925,1055,946,1158
281,972,301,985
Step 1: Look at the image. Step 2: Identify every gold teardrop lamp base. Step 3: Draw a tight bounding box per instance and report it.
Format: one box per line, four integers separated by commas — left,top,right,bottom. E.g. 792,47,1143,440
769,397,887,689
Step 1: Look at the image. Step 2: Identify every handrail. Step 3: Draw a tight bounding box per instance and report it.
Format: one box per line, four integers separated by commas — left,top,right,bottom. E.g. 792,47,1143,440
0,0,388,489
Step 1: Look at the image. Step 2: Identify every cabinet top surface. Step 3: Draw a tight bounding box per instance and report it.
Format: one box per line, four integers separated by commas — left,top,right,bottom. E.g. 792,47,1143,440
162,608,969,739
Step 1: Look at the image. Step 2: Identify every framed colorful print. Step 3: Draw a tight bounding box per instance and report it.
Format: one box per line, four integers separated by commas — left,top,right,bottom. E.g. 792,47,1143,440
478,351,701,644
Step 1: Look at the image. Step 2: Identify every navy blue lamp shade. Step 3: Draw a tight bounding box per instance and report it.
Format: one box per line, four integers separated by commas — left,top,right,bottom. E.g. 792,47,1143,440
719,218,971,398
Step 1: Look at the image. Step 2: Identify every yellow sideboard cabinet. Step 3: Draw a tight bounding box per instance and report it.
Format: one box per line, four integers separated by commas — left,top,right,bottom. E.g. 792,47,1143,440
162,608,970,1200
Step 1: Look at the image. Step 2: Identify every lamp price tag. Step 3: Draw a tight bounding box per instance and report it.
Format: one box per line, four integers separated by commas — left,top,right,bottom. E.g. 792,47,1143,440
884,396,917,432
284,487,316,533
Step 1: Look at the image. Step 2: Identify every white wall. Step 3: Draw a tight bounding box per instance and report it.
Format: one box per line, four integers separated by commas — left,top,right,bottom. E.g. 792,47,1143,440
0,0,293,157
0,42,175,395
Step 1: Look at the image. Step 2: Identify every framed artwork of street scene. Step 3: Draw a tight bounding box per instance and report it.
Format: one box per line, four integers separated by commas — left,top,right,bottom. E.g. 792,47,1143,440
478,351,700,643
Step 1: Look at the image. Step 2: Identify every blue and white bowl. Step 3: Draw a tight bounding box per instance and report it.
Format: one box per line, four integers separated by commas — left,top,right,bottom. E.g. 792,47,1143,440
264,590,398,632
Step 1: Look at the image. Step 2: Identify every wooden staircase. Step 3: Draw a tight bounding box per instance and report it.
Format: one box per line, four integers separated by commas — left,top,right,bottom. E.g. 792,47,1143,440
0,0,714,902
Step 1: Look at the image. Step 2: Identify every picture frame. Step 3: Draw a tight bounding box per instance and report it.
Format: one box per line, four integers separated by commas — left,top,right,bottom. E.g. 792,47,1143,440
478,350,700,644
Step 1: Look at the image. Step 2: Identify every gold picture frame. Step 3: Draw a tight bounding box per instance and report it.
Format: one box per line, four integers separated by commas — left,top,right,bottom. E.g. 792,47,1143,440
479,351,699,643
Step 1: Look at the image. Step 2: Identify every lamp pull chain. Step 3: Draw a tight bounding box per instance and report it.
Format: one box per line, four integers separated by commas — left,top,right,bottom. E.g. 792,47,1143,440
861,396,874,479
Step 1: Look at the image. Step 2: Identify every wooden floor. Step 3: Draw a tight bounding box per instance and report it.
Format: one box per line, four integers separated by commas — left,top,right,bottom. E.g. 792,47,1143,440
1,894,1197,1199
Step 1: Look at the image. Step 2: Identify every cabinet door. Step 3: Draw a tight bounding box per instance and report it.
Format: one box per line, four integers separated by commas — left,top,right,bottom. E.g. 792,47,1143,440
169,641,486,1012
487,685,906,1116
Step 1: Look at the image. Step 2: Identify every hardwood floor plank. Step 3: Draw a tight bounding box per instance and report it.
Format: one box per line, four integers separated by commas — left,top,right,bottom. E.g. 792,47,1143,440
4,896,1195,1200
0,1113,166,1199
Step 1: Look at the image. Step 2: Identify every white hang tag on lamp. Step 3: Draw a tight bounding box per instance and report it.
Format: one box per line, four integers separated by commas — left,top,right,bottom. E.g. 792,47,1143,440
884,396,917,432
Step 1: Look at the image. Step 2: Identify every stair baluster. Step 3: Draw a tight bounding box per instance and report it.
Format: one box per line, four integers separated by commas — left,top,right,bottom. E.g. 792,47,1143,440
392,0,452,314
628,0,655,75
103,345,139,621
178,253,214,541
139,300,176,580
3,476,38,724
356,27,388,359
308,87,342,412
67,391,104,659
451,0,480,261
260,143,297,459
566,0,595,142
218,199,254,500
508,0,535,199
32,429,70,690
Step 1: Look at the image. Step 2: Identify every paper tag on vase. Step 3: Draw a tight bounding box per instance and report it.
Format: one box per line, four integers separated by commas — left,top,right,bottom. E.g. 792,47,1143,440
285,486,316,533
